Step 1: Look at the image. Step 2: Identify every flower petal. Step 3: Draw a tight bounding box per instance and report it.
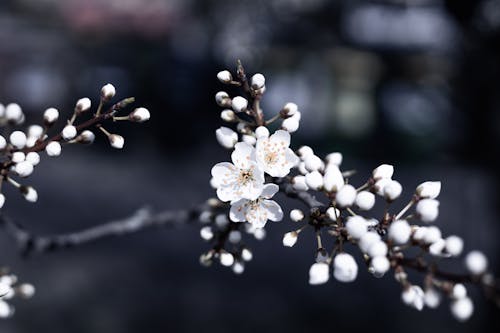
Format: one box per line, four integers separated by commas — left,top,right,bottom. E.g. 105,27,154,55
269,129,290,147
231,142,255,169
229,199,248,222
262,199,284,222
261,183,279,199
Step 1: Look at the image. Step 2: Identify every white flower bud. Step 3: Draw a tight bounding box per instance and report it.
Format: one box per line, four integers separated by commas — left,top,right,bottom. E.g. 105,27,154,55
464,250,488,275
401,285,425,311
0,194,5,209
309,262,330,285
241,248,253,261
452,284,467,299
325,152,342,166
228,230,242,244
305,171,324,190
217,70,233,83
450,297,474,322
323,165,344,192
374,178,391,196
326,207,341,221
5,103,23,123
76,130,95,144
372,164,394,180
231,96,248,113
290,209,304,222
219,252,235,267
416,181,441,199
200,226,214,241
304,155,324,172
429,239,446,256
424,288,441,308
220,109,236,122
101,83,116,100
62,125,77,140
251,73,265,89
43,107,59,125
359,232,381,253
253,227,266,240
336,184,356,207
241,134,256,146
75,97,91,113
129,107,150,122
333,253,358,283
416,199,439,223
108,134,125,149
255,126,269,139
445,235,464,257
292,175,308,191
423,226,441,244
383,180,402,201
282,231,298,247
25,152,40,166
215,127,238,149
345,216,368,239
0,136,6,150
17,283,35,298
0,300,13,318
388,220,411,244
45,141,62,157
298,162,308,175
232,261,245,274
12,152,25,163
28,125,44,138
355,191,375,210
9,131,27,149
215,91,231,107
370,256,390,277
15,161,34,178
215,214,229,229
21,186,38,202
283,102,298,116
367,241,388,258
109,134,124,149
297,146,314,159
281,116,300,133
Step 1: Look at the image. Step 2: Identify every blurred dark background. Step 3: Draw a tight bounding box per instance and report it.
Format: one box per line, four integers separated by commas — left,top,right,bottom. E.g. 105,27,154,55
0,0,499,332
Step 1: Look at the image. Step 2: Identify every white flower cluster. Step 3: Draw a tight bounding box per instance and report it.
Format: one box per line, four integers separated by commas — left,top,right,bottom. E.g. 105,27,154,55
0,269,35,318
200,63,495,322
0,84,150,210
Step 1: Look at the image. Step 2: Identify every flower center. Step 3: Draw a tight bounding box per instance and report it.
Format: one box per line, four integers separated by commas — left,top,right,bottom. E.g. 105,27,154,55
238,169,254,185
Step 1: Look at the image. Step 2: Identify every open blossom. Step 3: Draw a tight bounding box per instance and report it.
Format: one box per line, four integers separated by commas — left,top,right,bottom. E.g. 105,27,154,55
255,130,299,177
229,184,283,228
211,142,265,202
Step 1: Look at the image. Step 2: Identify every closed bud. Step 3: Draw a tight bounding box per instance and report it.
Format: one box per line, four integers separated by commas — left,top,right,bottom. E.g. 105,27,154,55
109,134,124,149
14,161,33,178
305,171,323,190
372,164,394,180
215,91,231,107
251,73,265,89
292,175,308,191
383,180,402,201
220,109,236,122
45,141,62,156
282,231,298,247
217,70,232,83
309,262,329,285
25,152,40,166
333,253,358,283
129,107,150,122
101,83,116,101
76,130,95,144
9,131,27,149
255,126,269,139
464,250,488,275
43,108,59,125
231,96,248,113
75,97,91,113
416,199,439,223
289,209,304,222
355,191,375,210
336,184,357,207
215,127,238,149
416,181,441,199
388,220,411,244
20,186,38,203
345,216,368,239
5,103,24,123
62,125,77,140
282,102,298,116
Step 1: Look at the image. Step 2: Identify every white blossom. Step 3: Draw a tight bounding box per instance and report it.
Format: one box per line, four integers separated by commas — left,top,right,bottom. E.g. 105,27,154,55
9,131,27,149
281,112,300,132
43,107,59,124
101,83,116,100
251,73,265,89
370,256,390,276
401,285,425,311
372,164,394,180
232,261,245,274
62,125,77,140
423,226,442,244
255,126,269,139
445,235,464,257
229,184,283,228
215,91,230,107
359,232,381,253
283,102,298,116
200,226,214,241
424,288,441,308
129,107,150,122
292,175,308,191
304,155,324,172
215,127,238,149
289,209,304,222
231,96,248,113
0,136,6,150
297,146,314,159
22,186,38,202
108,134,124,149
309,262,330,285
255,130,299,177
367,241,388,258
305,171,324,190
219,252,235,267
336,184,356,207
415,199,439,223
345,216,368,239
211,142,264,202
217,70,232,83
452,284,467,299
27,125,44,138
355,191,375,210
383,180,402,201
464,251,488,275
416,181,441,199
388,220,411,244
325,152,342,166
220,109,236,122
323,164,344,192
45,141,62,157
326,207,341,221
12,152,25,163
14,161,33,178
77,130,95,144
282,231,298,247
333,253,358,283
241,248,253,261
450,297,474,322
5,103,23,123
75,97,91,113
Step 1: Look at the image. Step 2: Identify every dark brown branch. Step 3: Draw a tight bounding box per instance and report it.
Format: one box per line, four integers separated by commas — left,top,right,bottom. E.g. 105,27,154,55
0,205,205,257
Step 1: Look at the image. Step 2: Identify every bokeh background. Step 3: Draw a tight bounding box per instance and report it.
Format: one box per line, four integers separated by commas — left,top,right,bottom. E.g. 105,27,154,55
0,0,499,332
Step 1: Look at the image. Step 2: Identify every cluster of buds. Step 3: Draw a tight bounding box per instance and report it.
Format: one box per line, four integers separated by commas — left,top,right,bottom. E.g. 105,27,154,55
0,268,35,318
201,62,497,322
0,83,150,210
